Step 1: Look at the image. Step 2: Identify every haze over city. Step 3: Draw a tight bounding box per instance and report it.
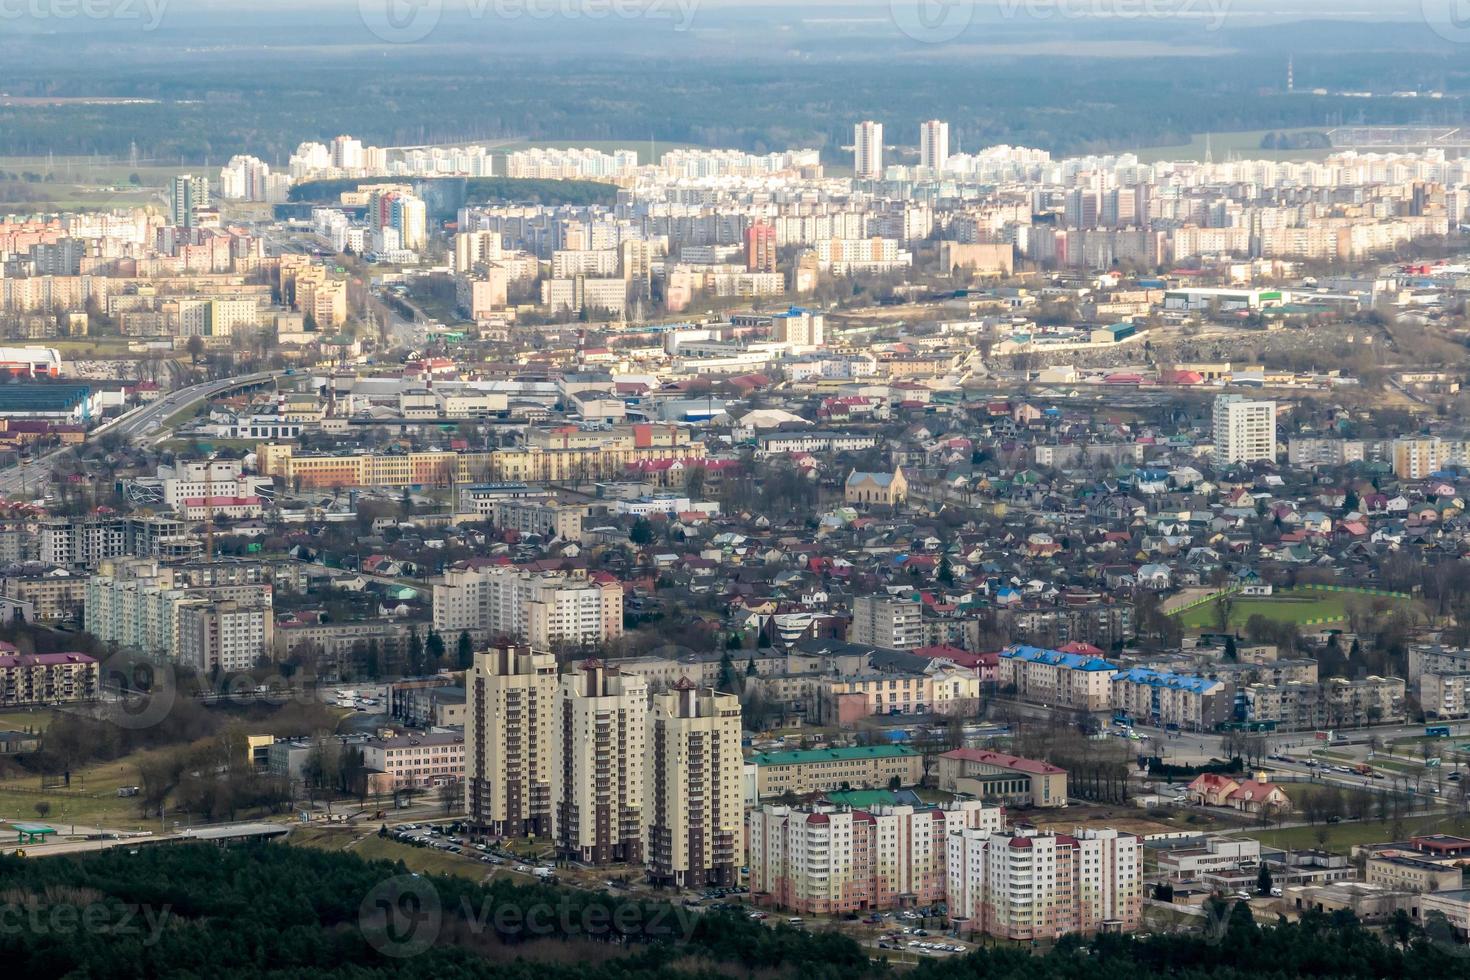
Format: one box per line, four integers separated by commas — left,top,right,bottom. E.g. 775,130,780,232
5,2,1470,978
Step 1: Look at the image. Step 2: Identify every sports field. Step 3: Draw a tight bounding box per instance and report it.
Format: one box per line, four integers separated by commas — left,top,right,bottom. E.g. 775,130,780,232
1173,587,1414,631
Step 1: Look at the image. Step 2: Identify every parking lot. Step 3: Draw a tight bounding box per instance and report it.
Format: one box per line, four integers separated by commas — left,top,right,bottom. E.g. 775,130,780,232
867,910,971,958
386,821,559,881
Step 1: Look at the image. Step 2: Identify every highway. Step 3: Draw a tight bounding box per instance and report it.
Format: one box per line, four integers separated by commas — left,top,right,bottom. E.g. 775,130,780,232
0,370,283,499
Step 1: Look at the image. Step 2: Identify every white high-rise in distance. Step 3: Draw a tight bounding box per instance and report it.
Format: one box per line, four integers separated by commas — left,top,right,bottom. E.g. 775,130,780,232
1212,394,1277,468
920,120,949,171
854,121,883,180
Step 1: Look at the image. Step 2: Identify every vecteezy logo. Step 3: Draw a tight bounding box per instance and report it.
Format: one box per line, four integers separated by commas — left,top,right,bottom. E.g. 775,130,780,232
1424,0,1470,43
890,0,974,42
359,0,443,43
98,652,177,731
360,875,441,958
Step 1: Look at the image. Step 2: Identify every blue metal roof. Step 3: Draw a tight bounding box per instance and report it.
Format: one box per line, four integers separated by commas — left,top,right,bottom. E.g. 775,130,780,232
1002,645,1116,671
1113,666,1219,694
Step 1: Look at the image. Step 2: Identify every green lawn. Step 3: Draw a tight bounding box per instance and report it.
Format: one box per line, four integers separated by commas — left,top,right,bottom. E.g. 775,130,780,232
0,709,55,734
0,754,156,831
1173,587,1418,631
1237,813,1470,853
1176,590,1349,630
289,827,519,884
1130,128,1334,164
0,157,177,215
156,439,265,454
46,338,148,357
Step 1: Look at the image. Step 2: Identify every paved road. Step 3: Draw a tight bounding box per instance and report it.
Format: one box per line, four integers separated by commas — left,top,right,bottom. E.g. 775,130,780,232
0,370,282,499
1132,720,1470,766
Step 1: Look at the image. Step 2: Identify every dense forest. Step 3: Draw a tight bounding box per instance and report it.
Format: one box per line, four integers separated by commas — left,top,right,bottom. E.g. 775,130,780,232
1,842,1468,979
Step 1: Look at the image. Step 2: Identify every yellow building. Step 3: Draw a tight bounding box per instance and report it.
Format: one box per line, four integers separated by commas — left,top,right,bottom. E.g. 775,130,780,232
647,681,743,888
750,744,923,798
844,466,908,506
465,643,557,837
258,444,496,489
488,424,704,482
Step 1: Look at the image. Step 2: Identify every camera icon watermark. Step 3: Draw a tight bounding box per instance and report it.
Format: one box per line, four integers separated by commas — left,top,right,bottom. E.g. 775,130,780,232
98,651,177,732
360,874,442,958
0,900,173,945
358,0,700,43
357,871,705,959
1424,0,1470,43
0,0,169,30
891,0,1232,42
358,0,443,43
889,0,973,42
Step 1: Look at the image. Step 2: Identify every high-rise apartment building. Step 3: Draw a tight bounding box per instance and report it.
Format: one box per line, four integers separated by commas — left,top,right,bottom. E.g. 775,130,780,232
554,659,648,865
851,595,923,650
1211,394,1277,468
465,643,557,836
454,230,504,273
330,135,365,170
919,120,950,172
646,679,743,888
433,566,624,650
749,801,1003,915
854,121,884,180
84,559,271,665
620,239,655,296
744,221,777,273
176,598,271,674
170,175,211,229
1392,437,1442,480
946,826,1142,941
771,307,824,348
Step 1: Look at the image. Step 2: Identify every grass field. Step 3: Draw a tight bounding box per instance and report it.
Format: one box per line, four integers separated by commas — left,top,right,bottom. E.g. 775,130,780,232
1236,813,1470,853
46,338,151,357
0,753,153,832
156,438,264,454
1129,128,1335,164
290,824,515,883
0,154,182,215
0,709,55,734
1174,587,1415,631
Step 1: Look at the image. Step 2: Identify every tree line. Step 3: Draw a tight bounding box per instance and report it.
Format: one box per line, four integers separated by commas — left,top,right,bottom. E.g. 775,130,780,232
1,841,1467,979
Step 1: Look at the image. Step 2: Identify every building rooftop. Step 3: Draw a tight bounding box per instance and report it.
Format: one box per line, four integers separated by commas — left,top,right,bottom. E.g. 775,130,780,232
941,748,1065,775
1114,666,1222,695
748,744,920,767
1003,644,1117,671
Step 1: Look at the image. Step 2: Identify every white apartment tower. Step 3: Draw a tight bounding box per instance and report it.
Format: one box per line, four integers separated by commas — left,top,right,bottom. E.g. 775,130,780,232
646,679,743,888
946,826,1142,941
433,566,624,651
331,135,365,170
854,121,884,180
920,120,950,172
465,643,557,836
851,595,923,650
554,659,648,865
749,801,1004,916
454,231,504,273
1211,394,1277,468
170,174,210,229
